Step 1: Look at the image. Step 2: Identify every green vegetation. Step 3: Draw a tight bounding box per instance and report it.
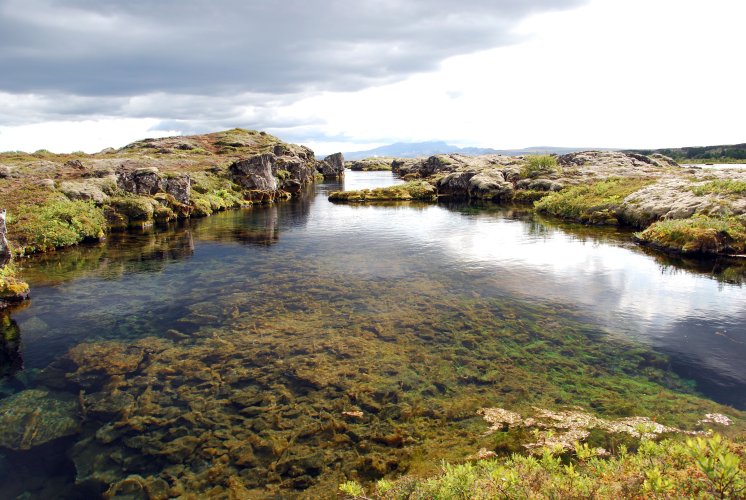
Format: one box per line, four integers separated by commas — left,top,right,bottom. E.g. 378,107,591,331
628,143,746,164
349,158,394,171
12,199,106,254
189,172,248,216
535,178,652,225
0,263,29,300
522,155,560,179
340,434,746,499
636,215,746,255
691,179,746,197
329,181,437,202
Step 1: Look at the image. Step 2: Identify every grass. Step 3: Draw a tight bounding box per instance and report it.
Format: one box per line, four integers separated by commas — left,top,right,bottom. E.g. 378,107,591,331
329,181,437,202
340,434,746,499
11,199,107,254
636,215,746,255
691,179,746,197
535,178,653,225
521,155,559,179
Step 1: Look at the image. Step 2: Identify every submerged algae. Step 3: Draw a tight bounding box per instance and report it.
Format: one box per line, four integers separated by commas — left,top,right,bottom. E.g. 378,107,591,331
11,268,741,497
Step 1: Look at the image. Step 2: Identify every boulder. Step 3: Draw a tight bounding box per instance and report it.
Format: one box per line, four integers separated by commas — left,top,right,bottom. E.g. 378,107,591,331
317,152,345,178
59,180,110,204
0,166,12,178
0,389,80,450
436,171,477,198
230,154,278,192
163,174,191,204
468,171,515,200
117,167,163,196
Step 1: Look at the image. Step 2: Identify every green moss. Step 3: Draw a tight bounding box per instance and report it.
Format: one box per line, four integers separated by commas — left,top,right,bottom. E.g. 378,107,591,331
535,178,653,225
275,169,291,181
521,155,559,179
329,181,437,202
511,189,551,204
0,264,29,299
691,179,746,197
188,172,248,216
341,434,746,499
636,215,746,255
12,199,107,254
110,196,155,221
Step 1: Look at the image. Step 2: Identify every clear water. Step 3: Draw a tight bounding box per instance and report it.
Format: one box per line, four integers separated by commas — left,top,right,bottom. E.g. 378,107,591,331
0,170,744,498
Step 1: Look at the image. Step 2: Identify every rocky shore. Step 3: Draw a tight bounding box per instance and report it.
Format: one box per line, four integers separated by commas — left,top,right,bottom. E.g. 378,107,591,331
0,129,345,305
332,151,746,257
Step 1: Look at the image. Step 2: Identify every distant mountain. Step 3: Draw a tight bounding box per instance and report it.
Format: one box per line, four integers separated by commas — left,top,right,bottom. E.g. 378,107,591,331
342,141,614,160
626,143,746,162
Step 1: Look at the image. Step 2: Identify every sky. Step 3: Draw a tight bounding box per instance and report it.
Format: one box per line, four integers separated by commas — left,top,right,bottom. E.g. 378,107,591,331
0,0,744,155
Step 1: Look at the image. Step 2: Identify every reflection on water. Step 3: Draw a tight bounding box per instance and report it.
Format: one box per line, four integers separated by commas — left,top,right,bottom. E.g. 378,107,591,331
0,171,744,497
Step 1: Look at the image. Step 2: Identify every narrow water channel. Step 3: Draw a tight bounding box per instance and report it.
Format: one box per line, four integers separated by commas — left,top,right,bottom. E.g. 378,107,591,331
1,170,744,498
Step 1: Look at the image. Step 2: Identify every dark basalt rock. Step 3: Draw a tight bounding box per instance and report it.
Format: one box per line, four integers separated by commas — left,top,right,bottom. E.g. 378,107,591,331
317,152,345,178
230,153,278,192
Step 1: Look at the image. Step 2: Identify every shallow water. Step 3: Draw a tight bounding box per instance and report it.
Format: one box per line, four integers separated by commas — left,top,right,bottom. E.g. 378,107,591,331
1,170,744,497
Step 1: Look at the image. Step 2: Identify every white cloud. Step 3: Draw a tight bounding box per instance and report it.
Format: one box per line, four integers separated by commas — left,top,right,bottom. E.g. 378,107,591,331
0,0,743,153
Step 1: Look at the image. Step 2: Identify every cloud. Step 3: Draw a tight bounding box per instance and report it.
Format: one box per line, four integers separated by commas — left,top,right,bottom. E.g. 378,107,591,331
0,0,584,125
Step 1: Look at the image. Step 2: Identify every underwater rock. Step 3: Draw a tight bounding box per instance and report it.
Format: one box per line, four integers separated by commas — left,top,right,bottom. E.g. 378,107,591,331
65,341,145,389
0,389,79,450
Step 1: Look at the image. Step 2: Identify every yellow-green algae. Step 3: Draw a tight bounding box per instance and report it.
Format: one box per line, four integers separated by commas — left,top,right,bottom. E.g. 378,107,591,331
21,268,742,497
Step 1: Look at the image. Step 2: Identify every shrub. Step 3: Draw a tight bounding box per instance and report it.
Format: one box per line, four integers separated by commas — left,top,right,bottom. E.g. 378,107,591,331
522,155,559,178
338,435,746,499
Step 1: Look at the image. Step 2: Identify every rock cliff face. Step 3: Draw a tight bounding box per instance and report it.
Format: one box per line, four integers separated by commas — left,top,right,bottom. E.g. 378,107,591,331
317,152,345,178
230,146,322,201
0,210,10,268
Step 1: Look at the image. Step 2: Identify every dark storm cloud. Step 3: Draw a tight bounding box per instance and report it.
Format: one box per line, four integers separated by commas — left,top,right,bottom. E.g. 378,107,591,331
0,0,584,123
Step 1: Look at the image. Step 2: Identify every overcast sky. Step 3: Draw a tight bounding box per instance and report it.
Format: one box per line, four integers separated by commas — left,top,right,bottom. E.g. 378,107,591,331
0,0,744,154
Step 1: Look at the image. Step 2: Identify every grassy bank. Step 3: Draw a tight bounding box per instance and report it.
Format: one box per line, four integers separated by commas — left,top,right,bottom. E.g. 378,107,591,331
534,178,653,225
341,434,745,499
636,215,746,255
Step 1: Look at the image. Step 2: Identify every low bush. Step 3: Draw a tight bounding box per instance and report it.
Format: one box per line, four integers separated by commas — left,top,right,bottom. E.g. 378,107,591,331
521,155,559,178
340,434,746,499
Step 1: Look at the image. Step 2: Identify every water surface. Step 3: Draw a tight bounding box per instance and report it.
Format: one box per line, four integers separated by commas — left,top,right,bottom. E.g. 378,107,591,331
1,170,744,498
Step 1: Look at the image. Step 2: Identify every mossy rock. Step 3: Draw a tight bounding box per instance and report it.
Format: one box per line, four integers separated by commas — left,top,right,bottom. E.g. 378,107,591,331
329,181,437,202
